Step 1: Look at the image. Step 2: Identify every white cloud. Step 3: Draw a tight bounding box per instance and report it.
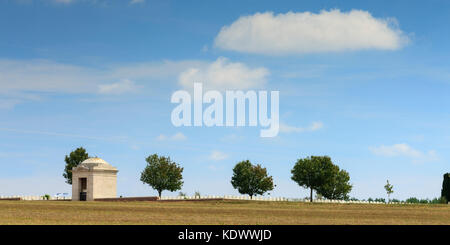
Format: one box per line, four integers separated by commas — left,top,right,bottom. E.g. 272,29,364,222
215,9,409,55
98,79,138,95
209,150,229,161
109,60,206,80
156,132,187,141
220,133,244,142
51,0,74,3
0,57,267,108
0,59,204,108
279,121,323,133
0,59,101,94
0,59,203,94
0,127,131,143
309,121,324,131
130,0,145,4
369,143,438,162
171,132,187,141
156,134,167,141
178,57,269,90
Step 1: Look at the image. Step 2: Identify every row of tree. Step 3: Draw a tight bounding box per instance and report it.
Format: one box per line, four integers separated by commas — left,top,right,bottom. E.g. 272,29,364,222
63,147,353,202
230,156,353,202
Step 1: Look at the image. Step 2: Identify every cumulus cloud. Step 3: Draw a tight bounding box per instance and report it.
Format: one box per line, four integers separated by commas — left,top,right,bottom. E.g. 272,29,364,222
215,9,409,55
178,57,269,90
209,150,229,161
156,132,187,141
279,121,323,133
98,79,138,95
369,143,438,162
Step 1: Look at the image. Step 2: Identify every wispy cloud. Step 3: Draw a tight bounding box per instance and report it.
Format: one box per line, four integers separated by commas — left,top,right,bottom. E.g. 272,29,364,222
0,59,204,108
220,133,244,142
130,0,145,4
0,57,269,108
0,99,22,110
215,9,409,55
369,143,438,163
52,0,74,3
279,121,323,134
98,79,139,95
0,127,125,142
209,150,229,161
156,132,187,141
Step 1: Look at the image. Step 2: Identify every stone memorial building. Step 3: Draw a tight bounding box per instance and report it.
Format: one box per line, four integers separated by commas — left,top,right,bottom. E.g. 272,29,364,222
72,157,118,201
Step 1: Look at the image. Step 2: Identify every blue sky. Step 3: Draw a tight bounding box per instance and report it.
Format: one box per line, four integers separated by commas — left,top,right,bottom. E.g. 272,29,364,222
1,0,449,200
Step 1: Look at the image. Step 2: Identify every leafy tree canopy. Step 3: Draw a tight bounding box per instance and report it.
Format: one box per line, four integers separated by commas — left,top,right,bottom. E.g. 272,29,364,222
316,164,352,200
140,154,184,198
291,156,350,202
63,147,89,185
231,160,275,199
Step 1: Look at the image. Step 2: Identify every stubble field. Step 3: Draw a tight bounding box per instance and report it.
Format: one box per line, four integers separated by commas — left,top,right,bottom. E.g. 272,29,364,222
0,200,449,225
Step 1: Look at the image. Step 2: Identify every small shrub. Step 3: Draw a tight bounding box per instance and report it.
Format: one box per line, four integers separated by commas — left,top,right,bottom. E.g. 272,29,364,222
194,191,201,198
419,199,429,204
178,192,187,199
406,197,420,203
429,197,447,204
374,198,386,203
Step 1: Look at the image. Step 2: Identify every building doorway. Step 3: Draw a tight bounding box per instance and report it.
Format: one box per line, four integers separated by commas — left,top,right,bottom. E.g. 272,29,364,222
79,178,87,201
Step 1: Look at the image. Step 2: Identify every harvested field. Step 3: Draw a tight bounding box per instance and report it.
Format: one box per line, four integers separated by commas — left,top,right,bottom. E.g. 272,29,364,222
0,200,449,225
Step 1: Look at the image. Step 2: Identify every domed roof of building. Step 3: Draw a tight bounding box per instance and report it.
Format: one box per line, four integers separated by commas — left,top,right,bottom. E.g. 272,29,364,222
78,157,117,171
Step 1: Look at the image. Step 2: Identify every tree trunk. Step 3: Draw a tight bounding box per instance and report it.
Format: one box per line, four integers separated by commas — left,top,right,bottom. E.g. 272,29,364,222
158,190,162,198
250,194,253,200
310,188,313,202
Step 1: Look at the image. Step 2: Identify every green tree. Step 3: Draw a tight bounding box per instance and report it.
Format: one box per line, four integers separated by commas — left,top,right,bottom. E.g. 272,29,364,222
316,164,352,200
140,154,184,198
384,180,394,203
231,160,275,199
291,156,335,202
63,147,89,185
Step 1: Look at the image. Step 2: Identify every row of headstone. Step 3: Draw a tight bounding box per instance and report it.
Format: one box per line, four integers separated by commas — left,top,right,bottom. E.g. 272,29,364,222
160,195,223,200
1,195,406,204
158,195,408,204
223,195,287,201
159,195,288,201
0,195,72,201
288,198,407,204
